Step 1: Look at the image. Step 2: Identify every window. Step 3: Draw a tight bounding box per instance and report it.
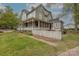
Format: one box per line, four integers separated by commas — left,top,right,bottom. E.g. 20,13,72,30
53,22,60,29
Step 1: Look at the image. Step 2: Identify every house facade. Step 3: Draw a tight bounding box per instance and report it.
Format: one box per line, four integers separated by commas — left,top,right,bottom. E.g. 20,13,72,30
18,4,63,40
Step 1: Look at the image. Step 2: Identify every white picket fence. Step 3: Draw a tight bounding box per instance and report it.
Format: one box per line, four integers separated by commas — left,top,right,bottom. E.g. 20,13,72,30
32,29,62,40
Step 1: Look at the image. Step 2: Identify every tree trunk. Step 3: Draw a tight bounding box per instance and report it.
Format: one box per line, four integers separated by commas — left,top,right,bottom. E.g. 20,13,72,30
74,22,78,31
73,3,78,32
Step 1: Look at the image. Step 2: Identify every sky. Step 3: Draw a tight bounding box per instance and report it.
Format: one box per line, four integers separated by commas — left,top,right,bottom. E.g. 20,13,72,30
2,3,63,15
2,3,26,13
0,3,75,27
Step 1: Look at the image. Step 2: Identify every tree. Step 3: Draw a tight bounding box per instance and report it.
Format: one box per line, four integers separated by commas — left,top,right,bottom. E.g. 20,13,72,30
63,3,79,31
73,4,79,31
5,5,13,12
0,6,19,29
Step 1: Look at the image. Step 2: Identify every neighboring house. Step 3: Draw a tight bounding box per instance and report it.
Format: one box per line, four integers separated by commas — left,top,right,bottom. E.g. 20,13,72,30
64,23,75,29
18,4,63,40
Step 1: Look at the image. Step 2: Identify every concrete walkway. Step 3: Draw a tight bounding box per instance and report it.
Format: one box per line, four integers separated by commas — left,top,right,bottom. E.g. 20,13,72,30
27,35,58,47
59,46,79,56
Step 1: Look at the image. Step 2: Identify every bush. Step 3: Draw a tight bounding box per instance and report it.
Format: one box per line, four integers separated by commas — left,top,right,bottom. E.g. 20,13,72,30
63,29,68,34
18,30,33,36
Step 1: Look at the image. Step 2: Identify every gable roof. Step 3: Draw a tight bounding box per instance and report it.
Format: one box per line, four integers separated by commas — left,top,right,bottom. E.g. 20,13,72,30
27,4,51,15
21,4,53,21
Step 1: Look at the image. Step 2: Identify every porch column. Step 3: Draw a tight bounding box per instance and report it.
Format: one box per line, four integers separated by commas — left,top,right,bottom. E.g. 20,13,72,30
49,23,50,30
44,23,45,30
45,23,46,30
32,21,35,30
43,22,45,30
38,21,40,29
42,22,44,29
41,22,43,30
40,21,41,29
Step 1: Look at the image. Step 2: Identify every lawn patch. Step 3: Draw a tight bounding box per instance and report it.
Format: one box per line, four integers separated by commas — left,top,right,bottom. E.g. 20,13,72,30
0,32,79,55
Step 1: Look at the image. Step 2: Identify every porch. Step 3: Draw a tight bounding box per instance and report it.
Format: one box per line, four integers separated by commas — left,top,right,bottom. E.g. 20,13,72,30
23,19,51,31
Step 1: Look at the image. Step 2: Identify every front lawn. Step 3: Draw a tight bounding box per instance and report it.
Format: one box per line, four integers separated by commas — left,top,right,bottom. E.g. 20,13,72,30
0,32,57,56
0,32,79,56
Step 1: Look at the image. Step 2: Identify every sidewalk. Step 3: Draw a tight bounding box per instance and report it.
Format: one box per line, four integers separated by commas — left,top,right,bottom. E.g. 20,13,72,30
59,46,79,56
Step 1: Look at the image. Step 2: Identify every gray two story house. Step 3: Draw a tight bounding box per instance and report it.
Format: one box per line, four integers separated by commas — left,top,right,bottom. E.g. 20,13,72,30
18,4,63,40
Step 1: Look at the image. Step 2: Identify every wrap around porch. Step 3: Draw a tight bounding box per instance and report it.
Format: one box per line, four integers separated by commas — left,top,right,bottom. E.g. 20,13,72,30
23,19,51,30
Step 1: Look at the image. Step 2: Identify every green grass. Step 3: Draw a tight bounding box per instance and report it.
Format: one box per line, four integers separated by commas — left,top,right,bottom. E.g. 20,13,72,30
56,33,79,54
0,32,79,56
0,32,57,56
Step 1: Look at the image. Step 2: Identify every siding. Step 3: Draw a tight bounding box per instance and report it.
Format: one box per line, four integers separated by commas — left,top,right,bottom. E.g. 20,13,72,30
27,11,36,19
